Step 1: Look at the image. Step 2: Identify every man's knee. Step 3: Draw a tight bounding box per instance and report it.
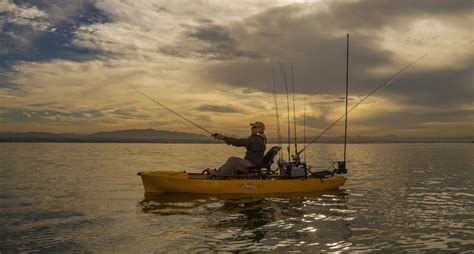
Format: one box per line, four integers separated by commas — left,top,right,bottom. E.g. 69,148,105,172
227,157,240,163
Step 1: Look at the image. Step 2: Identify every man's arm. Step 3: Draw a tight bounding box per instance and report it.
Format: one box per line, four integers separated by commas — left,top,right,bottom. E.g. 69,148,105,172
212,133,248,147
223,136,248,147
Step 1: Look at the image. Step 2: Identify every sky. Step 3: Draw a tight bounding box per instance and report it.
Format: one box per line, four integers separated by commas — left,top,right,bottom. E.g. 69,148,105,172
0,0,473,139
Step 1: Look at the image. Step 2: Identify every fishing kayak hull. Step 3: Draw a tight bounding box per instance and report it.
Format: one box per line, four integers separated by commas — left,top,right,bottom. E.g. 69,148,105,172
139,171,347,194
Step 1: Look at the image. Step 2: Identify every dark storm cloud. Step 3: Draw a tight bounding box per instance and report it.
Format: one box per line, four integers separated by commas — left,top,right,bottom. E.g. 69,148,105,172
388,63,473,106
199,0,473,109
204,32,392,94
160,22,261,60
202,6,395,93
326,0,473,30
195,104,242,113
188,22,234,44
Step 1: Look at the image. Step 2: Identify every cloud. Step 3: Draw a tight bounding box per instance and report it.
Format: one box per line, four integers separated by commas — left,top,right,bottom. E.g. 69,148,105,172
348,108,474,137
387,63,474,106
0,0,107,58
159,22,261,60
0,0,472,138
300,115,330,130
0,57,273,134
195,104,242,113
322,0,473,30
0,1,50,54
0,1,50,30
72,1,269,61
199,9,395,93
0,109,104,124
198,0,473,110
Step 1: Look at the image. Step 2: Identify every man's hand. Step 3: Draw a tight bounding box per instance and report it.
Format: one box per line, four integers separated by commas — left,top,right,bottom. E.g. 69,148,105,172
212,133,225,140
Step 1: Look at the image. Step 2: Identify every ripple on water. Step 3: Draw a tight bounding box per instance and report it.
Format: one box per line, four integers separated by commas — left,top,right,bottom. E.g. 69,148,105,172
134,190,355,252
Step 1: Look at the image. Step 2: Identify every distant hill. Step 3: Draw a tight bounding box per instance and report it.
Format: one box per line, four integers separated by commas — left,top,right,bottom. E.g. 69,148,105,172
0,129,217,143
0,129,471,143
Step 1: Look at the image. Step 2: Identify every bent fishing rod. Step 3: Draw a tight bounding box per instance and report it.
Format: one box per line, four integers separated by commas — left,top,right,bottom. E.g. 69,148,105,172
294,53,428,160
127,83,214,136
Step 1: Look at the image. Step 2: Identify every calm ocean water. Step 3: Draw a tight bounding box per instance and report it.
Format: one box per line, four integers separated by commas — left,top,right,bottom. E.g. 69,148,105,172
1,143,473,253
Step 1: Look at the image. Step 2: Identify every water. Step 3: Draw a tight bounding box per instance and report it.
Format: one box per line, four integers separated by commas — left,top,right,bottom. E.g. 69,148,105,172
1,143,473,252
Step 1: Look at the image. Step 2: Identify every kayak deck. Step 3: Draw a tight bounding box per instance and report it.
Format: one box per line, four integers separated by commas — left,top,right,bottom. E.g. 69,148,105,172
139,171,347,194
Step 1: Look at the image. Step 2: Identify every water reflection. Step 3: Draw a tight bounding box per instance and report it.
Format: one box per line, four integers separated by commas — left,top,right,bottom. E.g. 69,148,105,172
139,190,353,252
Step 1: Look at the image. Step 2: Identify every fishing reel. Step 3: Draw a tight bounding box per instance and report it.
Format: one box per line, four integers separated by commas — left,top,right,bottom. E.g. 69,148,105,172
211,133,223,140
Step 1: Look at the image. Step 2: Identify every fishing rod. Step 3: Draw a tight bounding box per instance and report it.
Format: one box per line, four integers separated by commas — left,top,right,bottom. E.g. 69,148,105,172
271,64,283,160
266,81,281,153
291,62,298,159
295,53,428,159
279,62,291,162
127,83,214,136
303,95,307,163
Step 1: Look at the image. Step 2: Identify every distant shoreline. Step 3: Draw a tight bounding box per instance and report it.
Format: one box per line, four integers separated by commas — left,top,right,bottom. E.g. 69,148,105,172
0,140,218,144
1,141,472,144
1,129,471,144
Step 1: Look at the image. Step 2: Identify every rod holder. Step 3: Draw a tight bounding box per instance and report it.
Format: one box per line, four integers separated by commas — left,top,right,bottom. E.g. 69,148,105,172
336,161,347,174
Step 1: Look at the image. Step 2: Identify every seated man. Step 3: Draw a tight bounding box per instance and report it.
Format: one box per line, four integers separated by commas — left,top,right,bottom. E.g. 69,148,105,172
212,121,267,177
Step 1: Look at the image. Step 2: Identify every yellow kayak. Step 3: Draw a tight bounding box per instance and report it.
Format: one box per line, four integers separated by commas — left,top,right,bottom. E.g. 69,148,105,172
138,171,347,194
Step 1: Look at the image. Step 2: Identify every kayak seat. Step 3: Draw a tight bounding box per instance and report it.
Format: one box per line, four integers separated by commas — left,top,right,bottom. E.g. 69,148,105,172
245,146,281,177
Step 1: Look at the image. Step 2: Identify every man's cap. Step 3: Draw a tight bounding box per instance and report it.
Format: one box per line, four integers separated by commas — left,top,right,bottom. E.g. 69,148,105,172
250,121,265,130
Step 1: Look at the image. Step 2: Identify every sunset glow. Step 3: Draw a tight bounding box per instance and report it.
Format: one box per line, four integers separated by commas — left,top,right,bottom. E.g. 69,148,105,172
1,0,472,139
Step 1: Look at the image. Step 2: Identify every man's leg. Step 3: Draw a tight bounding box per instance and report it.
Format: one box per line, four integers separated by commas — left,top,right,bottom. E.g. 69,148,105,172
215,157,253,176
233,158,254,174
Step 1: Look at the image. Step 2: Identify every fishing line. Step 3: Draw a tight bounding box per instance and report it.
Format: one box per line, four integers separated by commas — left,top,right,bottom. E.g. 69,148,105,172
296,53,428,158
127,83,214,135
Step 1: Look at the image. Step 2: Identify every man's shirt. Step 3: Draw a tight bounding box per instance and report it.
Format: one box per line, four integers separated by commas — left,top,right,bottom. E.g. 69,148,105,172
223,133,267,166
